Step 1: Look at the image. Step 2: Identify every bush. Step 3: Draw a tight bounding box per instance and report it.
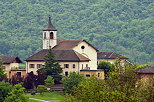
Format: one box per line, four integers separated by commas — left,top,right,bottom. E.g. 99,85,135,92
37,85,47,95
45,76,54,87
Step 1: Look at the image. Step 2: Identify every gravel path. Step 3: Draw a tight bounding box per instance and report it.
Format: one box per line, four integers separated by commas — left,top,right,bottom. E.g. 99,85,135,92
29,98,60,102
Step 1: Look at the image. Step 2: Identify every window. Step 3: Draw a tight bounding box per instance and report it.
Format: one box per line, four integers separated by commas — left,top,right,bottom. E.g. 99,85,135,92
98,73,101,77
86,64,88,67
44,32,46,39
81,46,85,49
64,64,69,68
82,64,83,69
29,64,34,68
17,72,21,76
73,64,75,68
65,72,68,76
50,32,53,39
37,64,42,69
86,74,90,77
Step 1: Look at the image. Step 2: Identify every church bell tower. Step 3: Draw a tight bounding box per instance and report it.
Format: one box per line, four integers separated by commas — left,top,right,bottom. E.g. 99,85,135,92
43,16,57,49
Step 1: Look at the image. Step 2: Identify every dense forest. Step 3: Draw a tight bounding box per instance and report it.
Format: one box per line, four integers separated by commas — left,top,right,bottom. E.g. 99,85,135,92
0,0,153,64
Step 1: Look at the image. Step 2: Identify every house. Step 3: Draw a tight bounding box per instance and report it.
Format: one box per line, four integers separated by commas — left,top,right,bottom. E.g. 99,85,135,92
97,52,128,65
135,66,154,83
0,56,26,78
25,16,127,79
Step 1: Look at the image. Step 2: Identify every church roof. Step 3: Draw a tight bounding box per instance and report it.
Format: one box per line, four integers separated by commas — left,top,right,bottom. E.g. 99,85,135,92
53,40,98,51
25,49,90,62
135,66,154,74
0,56,22,64
43,16,57,31
97,52,128,59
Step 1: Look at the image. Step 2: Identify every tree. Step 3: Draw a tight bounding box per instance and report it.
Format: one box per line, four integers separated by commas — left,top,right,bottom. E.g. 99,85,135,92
45,75,54,86
37,85,47,95
0,81,12,102
62,72,84,94
38,48,63,84
23,71,37,89
62,64,143,102
0,59,6,81
37,73,46,85
10,73,24,85
4,84,28,102
97,61,115,77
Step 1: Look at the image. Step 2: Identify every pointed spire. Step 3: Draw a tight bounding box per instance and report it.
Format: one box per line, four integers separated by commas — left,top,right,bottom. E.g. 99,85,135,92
43,15,57,31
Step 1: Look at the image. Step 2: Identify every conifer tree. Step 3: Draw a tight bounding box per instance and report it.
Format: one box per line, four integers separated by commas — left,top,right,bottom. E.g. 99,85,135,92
38,47,63,84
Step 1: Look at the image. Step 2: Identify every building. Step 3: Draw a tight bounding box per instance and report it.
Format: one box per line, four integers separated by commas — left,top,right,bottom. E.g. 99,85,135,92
97,52,128,65
25,16,127,79
135,66,154,82
0,56,26,78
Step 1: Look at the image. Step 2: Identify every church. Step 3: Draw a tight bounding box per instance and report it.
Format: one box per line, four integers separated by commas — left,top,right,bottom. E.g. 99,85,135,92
25,16,128,79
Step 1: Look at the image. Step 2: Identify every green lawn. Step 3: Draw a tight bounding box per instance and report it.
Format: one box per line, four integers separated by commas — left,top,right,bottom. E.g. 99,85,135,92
29,99,42,102
26,92,63,101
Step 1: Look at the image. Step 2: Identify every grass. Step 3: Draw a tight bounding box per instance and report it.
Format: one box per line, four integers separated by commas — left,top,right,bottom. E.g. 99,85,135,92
26,92,63,101
29,99,42,102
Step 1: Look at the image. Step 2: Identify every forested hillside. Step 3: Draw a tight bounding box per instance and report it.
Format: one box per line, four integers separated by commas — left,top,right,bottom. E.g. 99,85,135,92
0,0,153,63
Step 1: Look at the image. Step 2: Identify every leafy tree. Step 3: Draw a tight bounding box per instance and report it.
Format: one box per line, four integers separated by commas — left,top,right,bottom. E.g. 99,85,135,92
38,48,63,84
9,73,24,85
4,84,28,102
62,63,143,101
37,85,47,95
37,73,46,85
62,72,84,94
45,75,54,86
97,61,115,77
0,59,6,81
0,81,12,102
23,71,37,89
140,77,154,101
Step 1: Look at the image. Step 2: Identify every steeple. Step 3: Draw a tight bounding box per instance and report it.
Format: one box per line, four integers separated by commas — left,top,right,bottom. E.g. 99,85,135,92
43,15,57,31
43,15,57,49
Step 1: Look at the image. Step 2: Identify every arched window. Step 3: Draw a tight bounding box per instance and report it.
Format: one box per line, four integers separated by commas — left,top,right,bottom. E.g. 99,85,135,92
50,32,54,39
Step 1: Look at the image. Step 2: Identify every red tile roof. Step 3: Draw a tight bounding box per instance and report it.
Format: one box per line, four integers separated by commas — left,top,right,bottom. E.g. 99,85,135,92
53,40,98,51
135,66,154,74
97,52,128,59
0,56,22,64
25,49,90,62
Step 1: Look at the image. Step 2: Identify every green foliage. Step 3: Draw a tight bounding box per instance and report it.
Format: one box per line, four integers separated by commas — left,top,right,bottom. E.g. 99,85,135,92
62,72,84,94
62,64,144,101
38,48,62,84
45,76,54,86
139,77,154,101
0,0,153,64
97,61,115,76
4,84,28,102
0,59,6,81
0,81,12,102
37,85,47,95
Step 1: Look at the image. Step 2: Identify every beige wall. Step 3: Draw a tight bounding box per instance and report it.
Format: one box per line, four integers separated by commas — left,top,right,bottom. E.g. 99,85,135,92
80,70,104,80
3,63,23,78
26,61,45,74
73,41,97,70
27,61,90,75
10,70,26,78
